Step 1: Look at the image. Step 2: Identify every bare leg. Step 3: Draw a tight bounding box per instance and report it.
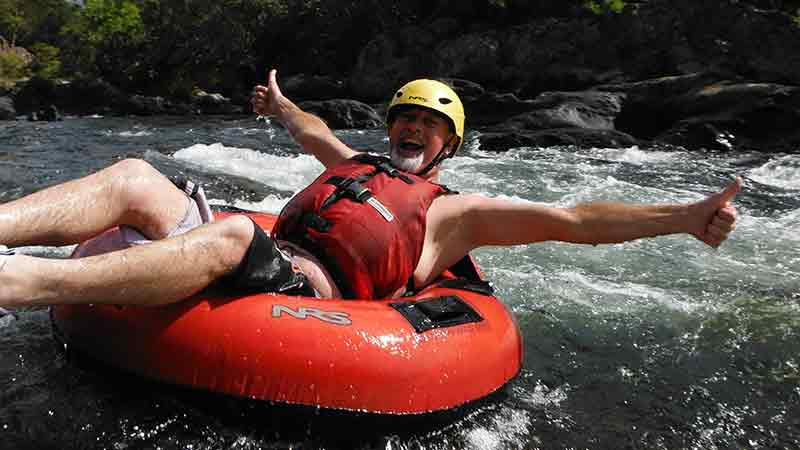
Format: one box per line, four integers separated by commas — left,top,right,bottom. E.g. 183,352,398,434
0,159,190,247
0,215,254,307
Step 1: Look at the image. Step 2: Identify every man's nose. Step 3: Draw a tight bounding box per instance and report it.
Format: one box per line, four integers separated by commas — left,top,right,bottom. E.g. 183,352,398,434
402,118,422,132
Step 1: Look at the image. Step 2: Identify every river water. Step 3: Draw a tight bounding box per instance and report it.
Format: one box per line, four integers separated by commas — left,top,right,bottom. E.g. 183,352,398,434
1,116,798,449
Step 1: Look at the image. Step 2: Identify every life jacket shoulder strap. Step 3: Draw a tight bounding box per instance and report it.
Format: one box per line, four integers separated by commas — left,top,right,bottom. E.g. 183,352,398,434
352,153,414,184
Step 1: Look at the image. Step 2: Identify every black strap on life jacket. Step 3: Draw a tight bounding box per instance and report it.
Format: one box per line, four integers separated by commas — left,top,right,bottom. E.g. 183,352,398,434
315,154,414,214
352,154,415,184
321,175,374,210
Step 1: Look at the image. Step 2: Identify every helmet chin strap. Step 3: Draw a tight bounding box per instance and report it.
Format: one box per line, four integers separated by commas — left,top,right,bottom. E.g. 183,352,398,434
414,136,459,177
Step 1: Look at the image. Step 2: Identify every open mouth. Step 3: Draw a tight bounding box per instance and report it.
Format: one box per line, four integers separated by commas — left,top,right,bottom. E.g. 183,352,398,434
398,141,424,155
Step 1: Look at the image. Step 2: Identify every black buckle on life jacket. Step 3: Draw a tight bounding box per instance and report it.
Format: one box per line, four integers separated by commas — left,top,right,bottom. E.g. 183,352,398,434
321,176,373,210
353,154,414,184
375,160,414,184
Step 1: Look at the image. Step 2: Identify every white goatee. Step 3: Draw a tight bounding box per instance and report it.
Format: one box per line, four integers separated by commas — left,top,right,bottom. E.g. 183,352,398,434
389,145,424,173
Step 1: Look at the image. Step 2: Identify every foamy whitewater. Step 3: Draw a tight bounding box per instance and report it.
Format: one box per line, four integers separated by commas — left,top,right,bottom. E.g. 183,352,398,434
0,116,798,449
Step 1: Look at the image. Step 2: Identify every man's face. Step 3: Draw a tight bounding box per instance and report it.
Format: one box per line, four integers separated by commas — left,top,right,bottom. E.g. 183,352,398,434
388,107,455,177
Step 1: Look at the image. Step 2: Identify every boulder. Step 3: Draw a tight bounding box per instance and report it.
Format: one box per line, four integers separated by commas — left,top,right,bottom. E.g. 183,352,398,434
121,95,167,116
501,91,626,131
606,76,800,152
193,91,243,115
667,0,800,85
349,0,800,100
60,78,126,115
656,83,800,153
479,128,639,152
27,104,61,121
0,96,15,120
656,119,739,152
282,74,348,102
348,26,442,101
298,99,382,129
12,76,58,114
462,91,537,127
599,72,725,138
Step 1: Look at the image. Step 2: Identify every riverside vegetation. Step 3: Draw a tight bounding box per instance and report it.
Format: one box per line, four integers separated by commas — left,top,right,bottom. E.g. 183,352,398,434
1,0,800,153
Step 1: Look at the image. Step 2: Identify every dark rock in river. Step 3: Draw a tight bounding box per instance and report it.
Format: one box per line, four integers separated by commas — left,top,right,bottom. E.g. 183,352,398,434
479,128,640,152
59,78,126,115
0,96,15,120
15,77,127,116
605,76,800,152
193,91,244,115
27,104,62,121
598,73,721,138
502,91,625,131
282,74,348,102
657,120,739,152
13,77,59,114
656,82,800,153
298,99,382,129
120,95,168,116
460,91,537,128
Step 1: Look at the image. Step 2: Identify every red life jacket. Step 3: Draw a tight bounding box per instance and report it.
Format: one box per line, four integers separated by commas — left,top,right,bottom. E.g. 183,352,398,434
272,154,450,299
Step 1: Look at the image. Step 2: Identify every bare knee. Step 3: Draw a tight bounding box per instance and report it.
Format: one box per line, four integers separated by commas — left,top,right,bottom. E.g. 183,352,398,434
104,159,188,237
106,158,162,183
106,159,171,207
212,215,255,271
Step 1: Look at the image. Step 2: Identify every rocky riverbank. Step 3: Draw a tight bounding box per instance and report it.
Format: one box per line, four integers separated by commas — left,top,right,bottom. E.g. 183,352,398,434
3,0,799,154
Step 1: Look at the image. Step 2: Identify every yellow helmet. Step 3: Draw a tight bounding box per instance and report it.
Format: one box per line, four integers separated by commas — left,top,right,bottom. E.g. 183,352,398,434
386,79,465,152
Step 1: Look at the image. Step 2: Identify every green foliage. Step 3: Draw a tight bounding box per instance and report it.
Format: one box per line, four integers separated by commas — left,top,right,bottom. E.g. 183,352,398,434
58,0,145,85
29,42,60,79
7,0,800,102
0,0,24,44
0,48,29,80
0,0,77,46
64,0,145,46
584,0,626,15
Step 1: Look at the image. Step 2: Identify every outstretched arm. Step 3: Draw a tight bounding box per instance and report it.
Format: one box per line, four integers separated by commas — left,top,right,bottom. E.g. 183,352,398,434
464,177,741,248
417,178,741,286
251,69,358,168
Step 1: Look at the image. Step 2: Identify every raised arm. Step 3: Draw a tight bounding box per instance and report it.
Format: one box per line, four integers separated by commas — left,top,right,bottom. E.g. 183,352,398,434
251,69,359,168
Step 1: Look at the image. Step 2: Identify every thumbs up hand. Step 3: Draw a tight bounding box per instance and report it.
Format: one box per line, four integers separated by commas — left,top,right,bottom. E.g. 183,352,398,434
690,177,742,248
251,69,284,117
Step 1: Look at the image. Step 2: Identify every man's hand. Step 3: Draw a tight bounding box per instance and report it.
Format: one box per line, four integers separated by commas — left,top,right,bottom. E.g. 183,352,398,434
690,177,742,248
250,69,283,117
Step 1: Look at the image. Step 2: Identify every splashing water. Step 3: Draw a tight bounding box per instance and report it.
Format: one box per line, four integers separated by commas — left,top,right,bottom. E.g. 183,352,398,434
0,116,798,449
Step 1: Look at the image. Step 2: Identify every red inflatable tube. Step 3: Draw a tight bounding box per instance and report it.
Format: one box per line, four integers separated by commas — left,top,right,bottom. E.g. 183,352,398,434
51,211,523,414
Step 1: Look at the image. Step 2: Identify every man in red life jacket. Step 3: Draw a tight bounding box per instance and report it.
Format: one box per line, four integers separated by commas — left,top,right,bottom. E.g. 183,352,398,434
0,70,739,307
